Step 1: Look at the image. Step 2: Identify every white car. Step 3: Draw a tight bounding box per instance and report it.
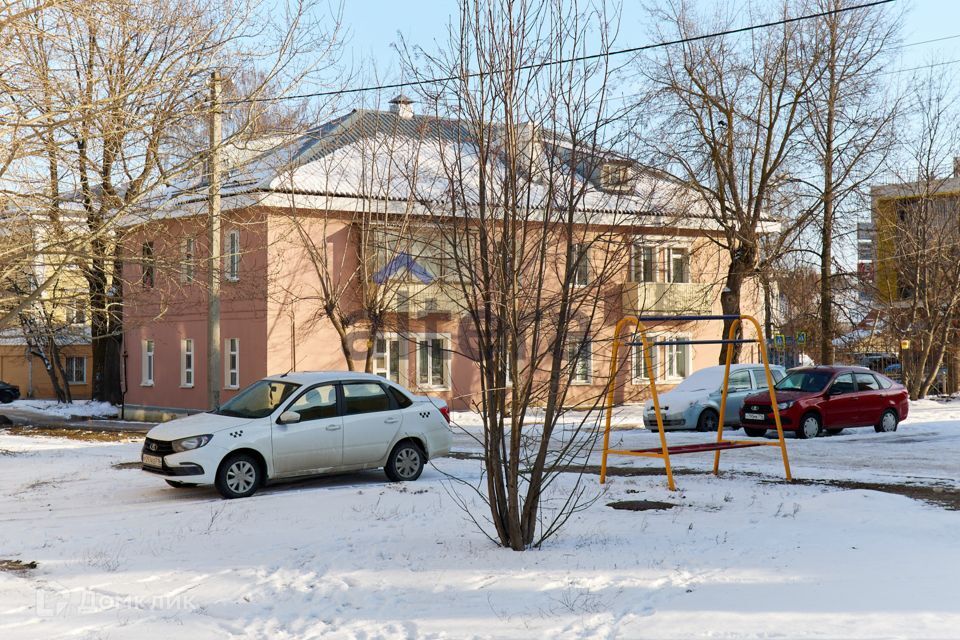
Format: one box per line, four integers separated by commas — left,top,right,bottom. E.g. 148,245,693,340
642,364,786,431
141,372,453,499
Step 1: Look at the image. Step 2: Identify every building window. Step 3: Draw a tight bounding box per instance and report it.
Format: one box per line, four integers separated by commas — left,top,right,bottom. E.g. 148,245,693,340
667,248,690,283
181,238,195,283
225,230,240,282
664,336,690,379
69,293,86,325
225,338,239,389
567,333,591,384
417,335,449,389
600,163,632,190
181,338,194,387
631,244,656,283
65,356,86,384
374,334,402,382
142,340,154,386
632,342,658,382
571,243,590,287
141,242,155,287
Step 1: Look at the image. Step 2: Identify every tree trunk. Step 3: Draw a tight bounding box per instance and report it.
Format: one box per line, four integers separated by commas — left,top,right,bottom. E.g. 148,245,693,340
718,250,754,365
819,75,836,366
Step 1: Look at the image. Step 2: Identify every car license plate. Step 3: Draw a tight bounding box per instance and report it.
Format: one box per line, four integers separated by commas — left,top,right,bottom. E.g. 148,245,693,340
744,412,765,421
142,454,163,468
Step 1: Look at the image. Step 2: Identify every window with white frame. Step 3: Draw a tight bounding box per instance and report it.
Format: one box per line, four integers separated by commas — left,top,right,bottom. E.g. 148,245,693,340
630,244,657,283
571,243,590,286
65,356,86,384
632,342,659,382
142,339,155,385
666,247,690,283
225,338,239,388
567,333,592,384
664,335,691,379
225,230,240,282
373,334,403,383
417,335,449,389
181,238,195,283
181,338,194,387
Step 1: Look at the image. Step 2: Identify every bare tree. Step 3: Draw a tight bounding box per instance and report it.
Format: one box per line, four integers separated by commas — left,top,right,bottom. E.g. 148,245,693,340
2,0,343,402
394,0,659,550
269,100,441,373
641,0,823,363
799,0,900,365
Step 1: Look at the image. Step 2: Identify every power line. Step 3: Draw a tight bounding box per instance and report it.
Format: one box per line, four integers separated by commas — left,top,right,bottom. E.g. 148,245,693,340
881,57,960,76
896,33,960,49
224,0,895,106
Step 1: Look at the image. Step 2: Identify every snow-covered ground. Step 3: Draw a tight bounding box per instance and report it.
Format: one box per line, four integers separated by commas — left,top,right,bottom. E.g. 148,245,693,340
5,399,119,420
0,401,958,639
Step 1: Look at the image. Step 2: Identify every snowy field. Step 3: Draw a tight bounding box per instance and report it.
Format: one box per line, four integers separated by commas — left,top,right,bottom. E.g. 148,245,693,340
0,401,958,639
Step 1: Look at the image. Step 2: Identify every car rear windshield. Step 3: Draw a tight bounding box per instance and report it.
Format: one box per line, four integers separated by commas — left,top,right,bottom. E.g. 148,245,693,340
774,371,832,393
215,379,301,419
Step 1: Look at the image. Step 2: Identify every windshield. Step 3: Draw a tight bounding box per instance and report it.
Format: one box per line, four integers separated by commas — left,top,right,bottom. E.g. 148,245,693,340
670,368,724,393
775,371,832,393
215,379,301,419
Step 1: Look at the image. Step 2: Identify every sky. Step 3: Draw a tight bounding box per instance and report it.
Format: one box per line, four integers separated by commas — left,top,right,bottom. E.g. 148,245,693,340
337,0,960,92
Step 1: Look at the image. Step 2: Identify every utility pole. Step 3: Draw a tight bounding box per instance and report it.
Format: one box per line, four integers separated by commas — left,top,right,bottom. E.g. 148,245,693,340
207,70,222,409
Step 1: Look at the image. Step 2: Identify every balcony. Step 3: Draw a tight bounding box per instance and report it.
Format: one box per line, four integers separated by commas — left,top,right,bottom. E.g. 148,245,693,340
378,281,464,317
622,281,715,315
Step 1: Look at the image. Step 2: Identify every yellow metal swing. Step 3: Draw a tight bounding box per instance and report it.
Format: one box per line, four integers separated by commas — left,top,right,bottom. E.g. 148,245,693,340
600,314,792,491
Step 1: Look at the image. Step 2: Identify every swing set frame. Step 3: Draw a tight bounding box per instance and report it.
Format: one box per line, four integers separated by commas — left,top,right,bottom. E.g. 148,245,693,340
600,314,792,490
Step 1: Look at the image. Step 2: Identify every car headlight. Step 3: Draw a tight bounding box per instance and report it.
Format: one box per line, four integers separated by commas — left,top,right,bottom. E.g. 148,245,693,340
171,434,213,453
776,401,794,411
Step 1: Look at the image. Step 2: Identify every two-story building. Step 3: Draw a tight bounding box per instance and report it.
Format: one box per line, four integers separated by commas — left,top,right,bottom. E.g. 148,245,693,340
121,99,770,419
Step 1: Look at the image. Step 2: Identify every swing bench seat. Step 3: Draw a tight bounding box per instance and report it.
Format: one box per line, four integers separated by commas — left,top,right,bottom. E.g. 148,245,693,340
609,439,772,457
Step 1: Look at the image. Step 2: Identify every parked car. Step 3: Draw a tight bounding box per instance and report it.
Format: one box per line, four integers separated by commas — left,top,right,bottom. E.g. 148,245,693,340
141,372,453,499
884,363,947,393
0,380,20,404
739,365,909,439
643,364,786,432
857,353,898,373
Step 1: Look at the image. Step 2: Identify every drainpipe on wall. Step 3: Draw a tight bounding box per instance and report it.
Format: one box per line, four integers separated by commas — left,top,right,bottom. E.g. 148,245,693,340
121,348,128,420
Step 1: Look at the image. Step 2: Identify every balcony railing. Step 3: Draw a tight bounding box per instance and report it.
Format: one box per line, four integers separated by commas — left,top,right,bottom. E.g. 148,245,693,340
622,281,715,315
377,281,464,317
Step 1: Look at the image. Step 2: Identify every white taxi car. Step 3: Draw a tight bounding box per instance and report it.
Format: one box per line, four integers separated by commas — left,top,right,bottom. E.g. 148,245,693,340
141,372,453,499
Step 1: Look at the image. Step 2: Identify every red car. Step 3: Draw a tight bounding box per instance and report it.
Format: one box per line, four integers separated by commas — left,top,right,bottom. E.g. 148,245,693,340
739,366,909,439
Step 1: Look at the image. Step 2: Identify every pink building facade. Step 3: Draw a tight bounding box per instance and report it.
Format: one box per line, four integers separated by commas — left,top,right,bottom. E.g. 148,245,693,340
122,107,769,419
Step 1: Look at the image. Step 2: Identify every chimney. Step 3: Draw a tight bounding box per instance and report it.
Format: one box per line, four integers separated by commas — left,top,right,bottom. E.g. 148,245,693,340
954,156,960,178
388,94,415,119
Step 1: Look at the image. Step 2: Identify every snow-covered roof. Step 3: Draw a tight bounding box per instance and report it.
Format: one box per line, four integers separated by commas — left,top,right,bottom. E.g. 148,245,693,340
127,108,751,232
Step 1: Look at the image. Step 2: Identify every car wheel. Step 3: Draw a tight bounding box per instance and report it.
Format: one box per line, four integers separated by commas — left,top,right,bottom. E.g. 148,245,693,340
826,428,844,436
696,409,719,432
743,427,767,437
797,413,822,439
215,453,262,499
875,409,898,433
165,480,198,488
0,391,12,404
385,441,425,482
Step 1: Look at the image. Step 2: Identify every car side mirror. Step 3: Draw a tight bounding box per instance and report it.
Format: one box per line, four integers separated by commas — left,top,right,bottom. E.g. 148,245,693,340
278,410,301,424
828,386,843,396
